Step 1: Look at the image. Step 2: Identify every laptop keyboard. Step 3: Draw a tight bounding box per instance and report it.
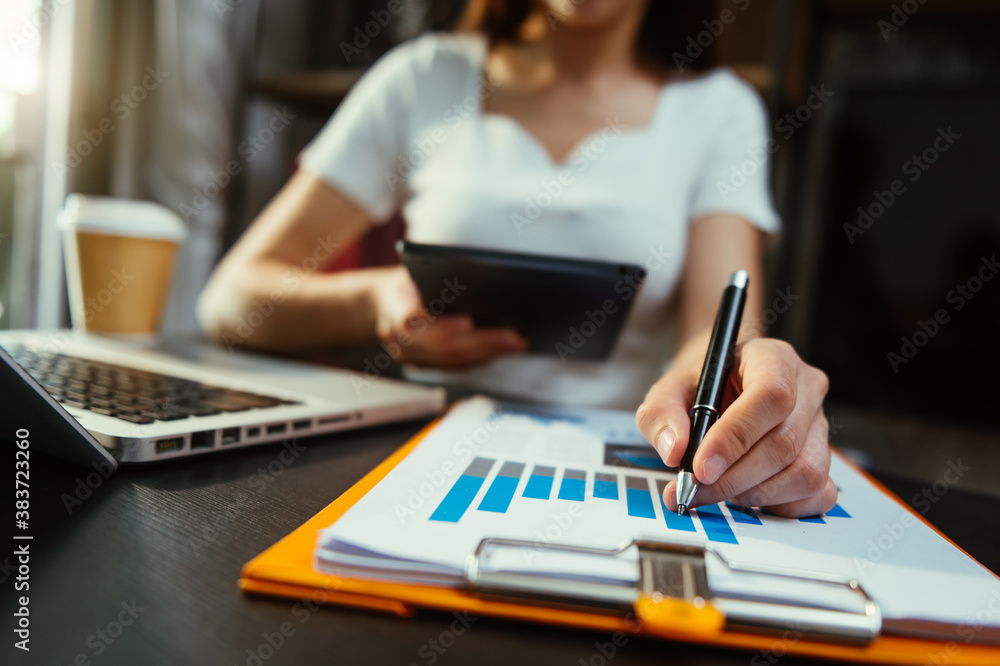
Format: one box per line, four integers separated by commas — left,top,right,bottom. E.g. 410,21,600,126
9,346,298,425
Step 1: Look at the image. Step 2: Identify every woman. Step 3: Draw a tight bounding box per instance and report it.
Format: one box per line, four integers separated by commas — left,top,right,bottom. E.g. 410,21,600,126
199,0,836,517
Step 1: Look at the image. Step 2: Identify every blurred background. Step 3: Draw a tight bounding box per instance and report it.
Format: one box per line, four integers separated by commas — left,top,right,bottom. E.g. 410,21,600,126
0,0,998,491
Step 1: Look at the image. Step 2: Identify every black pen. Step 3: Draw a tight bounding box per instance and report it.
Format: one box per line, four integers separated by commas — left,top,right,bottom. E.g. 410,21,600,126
676,270,748,515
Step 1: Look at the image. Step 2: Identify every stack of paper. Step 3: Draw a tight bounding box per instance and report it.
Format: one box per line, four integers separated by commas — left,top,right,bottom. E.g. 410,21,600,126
315,397,1000,643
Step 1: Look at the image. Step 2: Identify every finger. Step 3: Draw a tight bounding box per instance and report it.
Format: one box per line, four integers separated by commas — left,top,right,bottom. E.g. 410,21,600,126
403,328,528,368
692,340,801,485
674,403,823,508
636,367,699,467
663,476,839,519
383,269,426,324
406,314,473,335
707,410,831,508
662,415,834,516
764,476,838,519
662,478,680,512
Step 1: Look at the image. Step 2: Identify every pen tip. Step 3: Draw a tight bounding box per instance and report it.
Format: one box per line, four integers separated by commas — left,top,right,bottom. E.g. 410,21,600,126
676,504,687,516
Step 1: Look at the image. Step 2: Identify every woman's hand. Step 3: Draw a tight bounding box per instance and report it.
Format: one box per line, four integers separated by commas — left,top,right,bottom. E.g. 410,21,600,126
371,266,528,369
636,336,836,518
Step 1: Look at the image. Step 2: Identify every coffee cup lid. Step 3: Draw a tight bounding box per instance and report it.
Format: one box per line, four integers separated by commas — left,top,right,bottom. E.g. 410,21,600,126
58,194,187,241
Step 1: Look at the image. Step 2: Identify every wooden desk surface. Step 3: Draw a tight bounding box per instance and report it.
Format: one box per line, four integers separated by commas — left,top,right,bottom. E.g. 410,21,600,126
5,417,999,666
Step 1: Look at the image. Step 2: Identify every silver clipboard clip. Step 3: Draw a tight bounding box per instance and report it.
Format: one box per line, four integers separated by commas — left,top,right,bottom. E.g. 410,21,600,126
465,537,882,645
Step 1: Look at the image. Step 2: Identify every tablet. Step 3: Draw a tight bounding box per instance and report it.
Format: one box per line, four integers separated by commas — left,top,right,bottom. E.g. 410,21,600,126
398,241,646,361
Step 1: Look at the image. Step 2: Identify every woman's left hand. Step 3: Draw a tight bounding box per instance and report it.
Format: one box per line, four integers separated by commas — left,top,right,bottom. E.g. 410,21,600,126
636,336,837,518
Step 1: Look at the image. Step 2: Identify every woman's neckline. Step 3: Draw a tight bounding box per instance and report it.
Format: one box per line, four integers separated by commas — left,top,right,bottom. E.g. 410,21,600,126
468,36,687,168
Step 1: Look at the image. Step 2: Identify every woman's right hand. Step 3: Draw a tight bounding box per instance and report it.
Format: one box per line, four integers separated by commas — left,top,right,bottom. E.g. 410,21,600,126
371,265,528,369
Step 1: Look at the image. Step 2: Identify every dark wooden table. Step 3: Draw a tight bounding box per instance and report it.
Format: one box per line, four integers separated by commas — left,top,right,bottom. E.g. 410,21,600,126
5,416,999,666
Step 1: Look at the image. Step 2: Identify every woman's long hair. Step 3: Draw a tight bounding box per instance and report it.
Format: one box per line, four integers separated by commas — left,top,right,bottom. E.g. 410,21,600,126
458,0,718,74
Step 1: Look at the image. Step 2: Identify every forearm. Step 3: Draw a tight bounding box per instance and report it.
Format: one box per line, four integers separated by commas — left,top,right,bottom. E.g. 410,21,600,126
677,215,767,349
198,259,392,352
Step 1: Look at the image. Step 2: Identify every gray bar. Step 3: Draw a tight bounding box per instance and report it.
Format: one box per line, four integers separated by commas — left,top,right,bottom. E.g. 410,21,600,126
627,476,652,491
498,461,525,478
655,478,669,495
595,472,617,484
465,457,496,478
531,465,555,477
563,469,586,481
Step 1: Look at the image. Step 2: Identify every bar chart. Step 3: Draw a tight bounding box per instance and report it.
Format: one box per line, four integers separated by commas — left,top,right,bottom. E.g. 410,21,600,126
603,443,672,471
428,457,853,546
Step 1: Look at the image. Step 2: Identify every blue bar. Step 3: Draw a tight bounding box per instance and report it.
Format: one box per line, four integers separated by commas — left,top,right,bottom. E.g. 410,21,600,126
626,488,655,518
558,469,586,502
477,462,525,514
726,502,763,525
593,473,618,500
799,515,826,524
656,480,696,532
625,477,655,518
662,502,697,532
429,457,494,523
826,503,851,518
695,504,739,544
522,465,555,500
430,476,488,522
615,452,669,470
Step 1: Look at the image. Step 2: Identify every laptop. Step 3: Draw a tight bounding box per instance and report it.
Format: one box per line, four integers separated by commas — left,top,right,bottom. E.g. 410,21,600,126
0,329,445,470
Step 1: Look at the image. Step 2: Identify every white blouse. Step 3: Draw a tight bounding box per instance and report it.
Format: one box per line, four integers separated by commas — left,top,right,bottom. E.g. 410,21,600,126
300,32,780,409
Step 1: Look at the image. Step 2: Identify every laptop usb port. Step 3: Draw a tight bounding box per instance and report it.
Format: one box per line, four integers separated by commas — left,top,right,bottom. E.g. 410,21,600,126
191,431,215,450
292,419,311,431
221,428,240,445
318,414,351,426
246,426,260,438
266,423,287,435
155,437,184,454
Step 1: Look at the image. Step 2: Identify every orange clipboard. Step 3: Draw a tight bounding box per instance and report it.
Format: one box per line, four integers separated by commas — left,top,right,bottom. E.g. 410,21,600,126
239,417,1000,665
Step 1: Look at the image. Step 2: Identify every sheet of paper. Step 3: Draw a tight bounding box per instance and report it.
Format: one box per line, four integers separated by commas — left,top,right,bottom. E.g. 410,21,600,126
316,397,1000,641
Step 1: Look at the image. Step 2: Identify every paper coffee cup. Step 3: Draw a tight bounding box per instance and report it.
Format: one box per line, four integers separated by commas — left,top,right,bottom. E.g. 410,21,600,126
59,195,186,341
